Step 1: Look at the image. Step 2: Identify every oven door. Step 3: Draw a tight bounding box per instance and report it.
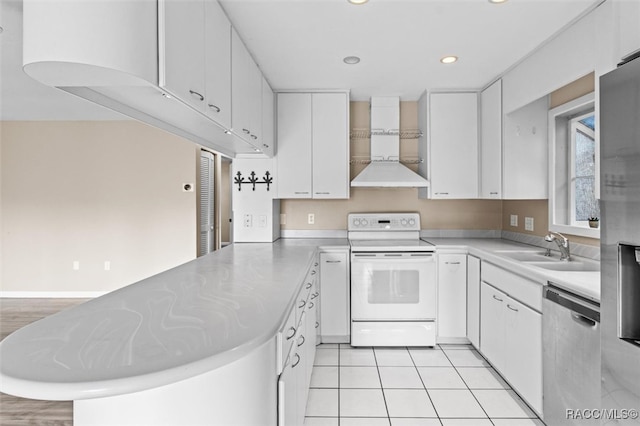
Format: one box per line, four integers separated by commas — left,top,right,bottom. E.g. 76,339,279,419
351,252,436,320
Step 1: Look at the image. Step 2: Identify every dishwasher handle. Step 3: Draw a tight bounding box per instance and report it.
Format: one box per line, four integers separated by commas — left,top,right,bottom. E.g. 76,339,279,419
544,284,600,323
571,312,597,328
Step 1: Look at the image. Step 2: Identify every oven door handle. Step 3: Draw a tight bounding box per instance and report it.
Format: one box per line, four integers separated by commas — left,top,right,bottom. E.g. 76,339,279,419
352,253,434,260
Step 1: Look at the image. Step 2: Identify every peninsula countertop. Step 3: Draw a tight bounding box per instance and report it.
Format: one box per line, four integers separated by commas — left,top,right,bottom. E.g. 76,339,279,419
0,239,348,401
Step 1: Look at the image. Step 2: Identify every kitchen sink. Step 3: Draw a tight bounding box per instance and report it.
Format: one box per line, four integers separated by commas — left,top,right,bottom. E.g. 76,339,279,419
525,260,600,272
494,250,562,262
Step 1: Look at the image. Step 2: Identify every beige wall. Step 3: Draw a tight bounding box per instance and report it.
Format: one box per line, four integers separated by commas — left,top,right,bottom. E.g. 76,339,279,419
1,121,198,294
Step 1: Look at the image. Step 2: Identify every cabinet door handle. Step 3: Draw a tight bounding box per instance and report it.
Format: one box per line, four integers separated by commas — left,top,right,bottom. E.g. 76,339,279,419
297,334,305,347
492,295,503,302
189,90,204,101
315,192,330,195
310,293,318,300
325,260,342,264
445,262,461,265
294,192,310,195
490,192,498,195
306,283,312,289
435,192,449,195
308,301,314,309
242,128,251,134
311,270,317,275
314,262,319,267
207,104,221,113
251,134,257,140
292,353,301,368
298,300,306,309
315,322,319,329
507,304,519,312
286,326,296,340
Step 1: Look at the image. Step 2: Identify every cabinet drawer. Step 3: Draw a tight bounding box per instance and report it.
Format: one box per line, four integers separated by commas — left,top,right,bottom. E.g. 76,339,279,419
481,262,542,312
277,308,297,374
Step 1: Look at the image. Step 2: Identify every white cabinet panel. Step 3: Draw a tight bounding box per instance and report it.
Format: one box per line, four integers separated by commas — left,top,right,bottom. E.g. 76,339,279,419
203,0,231,129
505,296,542,414
480,80,502,199
312,93,350,199
502,96,548,199
480,282,507,373
276,93,313,198
261,76,275,157
466,255,481,349
437,254,467,341
319,251,350,342
429,93,479,199
161,0,206,111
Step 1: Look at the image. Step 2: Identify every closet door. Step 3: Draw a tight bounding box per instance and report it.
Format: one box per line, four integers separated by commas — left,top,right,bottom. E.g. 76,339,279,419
199,150,215,256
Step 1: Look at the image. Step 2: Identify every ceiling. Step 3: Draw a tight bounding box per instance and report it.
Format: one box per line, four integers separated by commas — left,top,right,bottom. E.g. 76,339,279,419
1,0,602,120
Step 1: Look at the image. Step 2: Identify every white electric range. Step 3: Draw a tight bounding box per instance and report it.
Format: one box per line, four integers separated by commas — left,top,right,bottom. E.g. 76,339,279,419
348,213,437,347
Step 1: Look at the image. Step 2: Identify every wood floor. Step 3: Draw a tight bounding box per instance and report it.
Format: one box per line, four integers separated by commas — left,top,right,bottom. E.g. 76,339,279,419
1,298,88,425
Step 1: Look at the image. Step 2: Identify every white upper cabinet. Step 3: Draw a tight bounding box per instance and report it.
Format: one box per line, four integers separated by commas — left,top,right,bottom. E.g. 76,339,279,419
261,76,275,157
161,0,232,131
276,92,350,199
231,29,263,148
480,80,502,199
502,96,548,199
277,93,313,198
203,0,232,129
429,92,479,199
311,93,350,199
161,0,206,112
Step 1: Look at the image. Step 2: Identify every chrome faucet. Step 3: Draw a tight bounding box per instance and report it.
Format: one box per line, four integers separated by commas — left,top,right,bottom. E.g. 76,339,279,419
545,231,571,260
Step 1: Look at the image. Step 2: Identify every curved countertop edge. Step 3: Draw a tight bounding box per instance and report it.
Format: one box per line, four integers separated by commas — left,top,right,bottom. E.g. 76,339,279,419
424,238,600,302
0,238,349,401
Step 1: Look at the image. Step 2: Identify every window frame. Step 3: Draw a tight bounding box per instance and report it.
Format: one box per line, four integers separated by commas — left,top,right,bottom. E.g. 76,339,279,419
548,92,600,239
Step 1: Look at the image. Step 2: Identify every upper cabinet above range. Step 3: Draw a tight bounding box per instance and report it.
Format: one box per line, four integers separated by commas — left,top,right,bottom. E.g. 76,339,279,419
22,0,273,158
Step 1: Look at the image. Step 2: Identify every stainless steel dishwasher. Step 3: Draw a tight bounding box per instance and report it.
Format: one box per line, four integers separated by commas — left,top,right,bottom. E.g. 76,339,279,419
543,283,601,425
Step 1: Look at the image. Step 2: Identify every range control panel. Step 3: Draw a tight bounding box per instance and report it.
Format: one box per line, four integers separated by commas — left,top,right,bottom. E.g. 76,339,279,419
347,213,421,231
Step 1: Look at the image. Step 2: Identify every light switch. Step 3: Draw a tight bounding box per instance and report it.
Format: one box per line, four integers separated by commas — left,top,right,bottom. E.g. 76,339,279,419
258,215,267,228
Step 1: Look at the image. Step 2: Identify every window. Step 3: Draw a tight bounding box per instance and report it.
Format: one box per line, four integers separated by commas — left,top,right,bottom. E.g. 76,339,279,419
548,92,600,238
570,112,599,224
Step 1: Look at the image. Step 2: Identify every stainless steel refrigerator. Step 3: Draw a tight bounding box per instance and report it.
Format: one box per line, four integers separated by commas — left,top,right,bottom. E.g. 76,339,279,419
600,54,640,425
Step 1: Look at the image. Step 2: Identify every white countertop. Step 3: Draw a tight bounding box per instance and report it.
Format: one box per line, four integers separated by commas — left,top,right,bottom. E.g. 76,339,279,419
424,238,600,302
0,238,348,401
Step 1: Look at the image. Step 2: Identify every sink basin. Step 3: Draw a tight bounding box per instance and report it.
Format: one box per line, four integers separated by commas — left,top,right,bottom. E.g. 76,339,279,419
494,250,562,262
525,260,600,272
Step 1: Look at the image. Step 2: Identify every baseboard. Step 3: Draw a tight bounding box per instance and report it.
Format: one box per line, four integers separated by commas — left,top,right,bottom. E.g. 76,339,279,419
0,291,106,298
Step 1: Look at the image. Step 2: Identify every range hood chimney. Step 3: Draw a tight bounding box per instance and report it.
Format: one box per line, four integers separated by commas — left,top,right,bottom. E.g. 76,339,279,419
351,97,429,188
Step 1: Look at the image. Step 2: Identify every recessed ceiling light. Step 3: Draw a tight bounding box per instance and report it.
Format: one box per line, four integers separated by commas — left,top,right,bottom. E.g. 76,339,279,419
343,56,361,65
348,0,369,4
488,0,508,3
440,56,458,64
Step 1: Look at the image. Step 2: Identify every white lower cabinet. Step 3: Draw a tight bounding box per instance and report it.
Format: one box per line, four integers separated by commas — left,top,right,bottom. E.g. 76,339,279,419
278,257,319,426
319,251,350,343
437,253,467,342
480,268,542,415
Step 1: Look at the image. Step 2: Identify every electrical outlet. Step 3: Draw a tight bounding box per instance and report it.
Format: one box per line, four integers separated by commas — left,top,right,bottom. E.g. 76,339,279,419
280,214,287,225
525,217,534,231
308,213,315,225
104,261,111,271
510,214,518,227
244,214,252,228
73,261,80,271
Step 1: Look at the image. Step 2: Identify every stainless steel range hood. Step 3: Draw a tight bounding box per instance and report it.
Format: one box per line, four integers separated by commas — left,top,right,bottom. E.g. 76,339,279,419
350,97,429,188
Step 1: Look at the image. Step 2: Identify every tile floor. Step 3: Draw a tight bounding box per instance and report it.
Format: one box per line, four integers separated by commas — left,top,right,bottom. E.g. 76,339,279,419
305,344,545,426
